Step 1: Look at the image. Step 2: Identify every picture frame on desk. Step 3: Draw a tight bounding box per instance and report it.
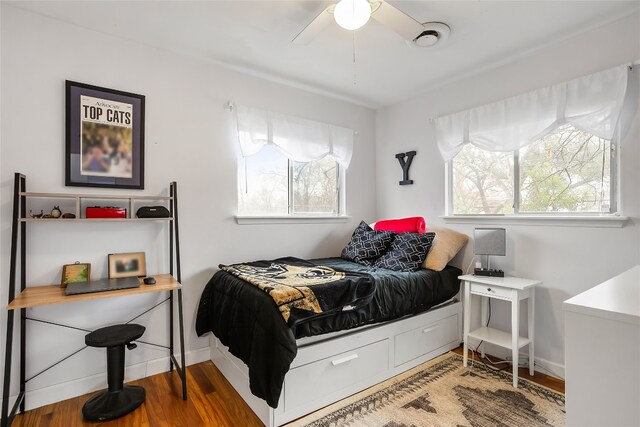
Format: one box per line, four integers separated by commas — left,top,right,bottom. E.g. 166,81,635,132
65,80,145,189
108,252,146,279
61,262,91,288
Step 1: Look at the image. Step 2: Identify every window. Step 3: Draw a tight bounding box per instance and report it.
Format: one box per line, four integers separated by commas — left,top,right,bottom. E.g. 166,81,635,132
238,147,341,215
234,105,352,217
439,65,628,217
450,124,616,215
452,145,514,215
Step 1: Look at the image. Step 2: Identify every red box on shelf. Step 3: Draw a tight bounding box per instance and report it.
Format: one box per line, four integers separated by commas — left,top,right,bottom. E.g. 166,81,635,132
85,207,127,219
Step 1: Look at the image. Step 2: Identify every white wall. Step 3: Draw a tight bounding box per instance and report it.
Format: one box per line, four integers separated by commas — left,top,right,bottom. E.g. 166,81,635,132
0,5,376,409
376,12,640,377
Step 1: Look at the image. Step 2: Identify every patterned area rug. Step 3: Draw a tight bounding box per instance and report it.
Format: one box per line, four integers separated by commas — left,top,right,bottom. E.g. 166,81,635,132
286,352,565,427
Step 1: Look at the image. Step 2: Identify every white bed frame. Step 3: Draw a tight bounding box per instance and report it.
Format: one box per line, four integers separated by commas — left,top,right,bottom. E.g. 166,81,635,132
209,298,462,427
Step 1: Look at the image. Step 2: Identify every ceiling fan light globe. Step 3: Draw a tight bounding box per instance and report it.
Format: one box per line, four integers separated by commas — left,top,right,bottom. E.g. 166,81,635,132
334,0,371,31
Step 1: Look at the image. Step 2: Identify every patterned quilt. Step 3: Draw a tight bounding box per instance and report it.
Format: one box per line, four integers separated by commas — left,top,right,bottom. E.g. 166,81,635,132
220,257,375,326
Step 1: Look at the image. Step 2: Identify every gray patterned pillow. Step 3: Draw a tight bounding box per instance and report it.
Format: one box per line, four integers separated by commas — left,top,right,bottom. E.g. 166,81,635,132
374,232,436,272
341,221,394,265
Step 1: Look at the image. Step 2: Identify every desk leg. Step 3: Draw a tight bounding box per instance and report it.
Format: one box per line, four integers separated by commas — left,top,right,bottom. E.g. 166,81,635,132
19,308,25,413
1,310,15,427
462,281,470,367
511,291,519,388
169,292,174,372
177,288,187,400
528,290,535,376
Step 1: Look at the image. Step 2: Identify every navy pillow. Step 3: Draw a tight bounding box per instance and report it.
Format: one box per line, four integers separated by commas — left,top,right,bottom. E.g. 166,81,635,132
341,221,395,266
374,232,436,272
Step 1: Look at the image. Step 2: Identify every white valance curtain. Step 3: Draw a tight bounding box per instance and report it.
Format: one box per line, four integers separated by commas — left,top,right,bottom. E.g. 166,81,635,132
436,64,629,161
235,105,354,168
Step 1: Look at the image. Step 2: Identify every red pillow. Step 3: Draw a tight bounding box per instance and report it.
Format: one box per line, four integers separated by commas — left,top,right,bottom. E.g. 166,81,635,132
374,217,426,234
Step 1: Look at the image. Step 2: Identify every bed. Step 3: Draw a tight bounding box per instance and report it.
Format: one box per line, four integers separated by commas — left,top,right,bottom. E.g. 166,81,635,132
196,255,462,427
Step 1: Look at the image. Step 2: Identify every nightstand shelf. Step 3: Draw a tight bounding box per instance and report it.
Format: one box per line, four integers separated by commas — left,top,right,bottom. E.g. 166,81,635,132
460,274,540,388
467,326,531,350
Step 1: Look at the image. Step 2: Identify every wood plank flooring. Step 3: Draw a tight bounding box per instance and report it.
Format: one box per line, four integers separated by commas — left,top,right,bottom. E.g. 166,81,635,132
452,346,565,393
11,362,263,427
12,346,564,426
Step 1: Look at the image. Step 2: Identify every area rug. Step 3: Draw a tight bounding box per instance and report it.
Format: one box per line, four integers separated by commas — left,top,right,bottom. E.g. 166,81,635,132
286,352,565,427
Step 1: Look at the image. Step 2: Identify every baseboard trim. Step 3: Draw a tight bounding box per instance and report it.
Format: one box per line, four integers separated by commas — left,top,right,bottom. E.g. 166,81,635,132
1,347,211,412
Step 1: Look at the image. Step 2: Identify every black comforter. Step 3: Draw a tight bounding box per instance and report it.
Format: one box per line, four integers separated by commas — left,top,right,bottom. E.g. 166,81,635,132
195,257,461,408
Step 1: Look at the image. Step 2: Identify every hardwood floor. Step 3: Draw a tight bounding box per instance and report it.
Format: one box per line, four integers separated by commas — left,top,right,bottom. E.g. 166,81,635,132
11,363,263,427
452,346,565,393
12,346,564,426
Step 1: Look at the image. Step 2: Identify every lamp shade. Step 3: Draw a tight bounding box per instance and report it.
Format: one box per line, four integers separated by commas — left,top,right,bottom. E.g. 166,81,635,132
334,0,371,30
474,228,506,256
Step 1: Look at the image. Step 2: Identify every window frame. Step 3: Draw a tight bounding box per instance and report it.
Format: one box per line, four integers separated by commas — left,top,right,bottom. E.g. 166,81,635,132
236,153,348,223
445,129,620,218
288,157,343,215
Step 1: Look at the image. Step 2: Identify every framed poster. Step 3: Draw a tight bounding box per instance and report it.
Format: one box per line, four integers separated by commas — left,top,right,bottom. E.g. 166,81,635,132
66,80,145,189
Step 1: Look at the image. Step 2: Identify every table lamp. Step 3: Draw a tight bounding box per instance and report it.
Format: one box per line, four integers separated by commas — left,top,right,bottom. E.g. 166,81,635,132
474,227,506,276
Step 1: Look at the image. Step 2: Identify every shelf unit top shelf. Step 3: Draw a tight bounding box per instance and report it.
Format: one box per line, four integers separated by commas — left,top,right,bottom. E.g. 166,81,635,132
20,217,174,222
21,192,173,200
21,190,173,221
7,274,181,310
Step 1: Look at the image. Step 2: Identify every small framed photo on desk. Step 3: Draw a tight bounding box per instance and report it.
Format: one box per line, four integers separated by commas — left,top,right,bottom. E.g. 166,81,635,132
108,252,146,278
61,262,91,288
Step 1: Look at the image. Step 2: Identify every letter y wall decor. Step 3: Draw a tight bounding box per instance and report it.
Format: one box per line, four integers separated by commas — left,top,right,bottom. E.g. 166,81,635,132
396,151,416,185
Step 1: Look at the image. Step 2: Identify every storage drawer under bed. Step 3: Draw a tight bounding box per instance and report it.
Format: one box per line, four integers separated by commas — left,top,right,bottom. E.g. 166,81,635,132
284,339,389,409
394,314,459,367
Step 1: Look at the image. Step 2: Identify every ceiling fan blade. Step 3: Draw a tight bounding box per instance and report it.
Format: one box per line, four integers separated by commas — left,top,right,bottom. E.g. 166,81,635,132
292,6,334,45
371,1,424,41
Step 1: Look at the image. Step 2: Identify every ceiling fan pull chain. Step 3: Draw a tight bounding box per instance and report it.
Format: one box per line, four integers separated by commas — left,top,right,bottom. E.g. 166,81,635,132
352,30,357,86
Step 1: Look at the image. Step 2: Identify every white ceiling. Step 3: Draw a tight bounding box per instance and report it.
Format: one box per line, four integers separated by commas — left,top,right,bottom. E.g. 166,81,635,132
10,1,640,108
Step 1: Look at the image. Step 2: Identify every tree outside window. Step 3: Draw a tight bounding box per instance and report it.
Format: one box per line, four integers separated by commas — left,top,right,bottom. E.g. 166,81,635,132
451,124,614,215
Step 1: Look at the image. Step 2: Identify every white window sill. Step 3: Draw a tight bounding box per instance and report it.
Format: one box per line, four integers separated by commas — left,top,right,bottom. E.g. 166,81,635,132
441,214,628,228
235,215,351,225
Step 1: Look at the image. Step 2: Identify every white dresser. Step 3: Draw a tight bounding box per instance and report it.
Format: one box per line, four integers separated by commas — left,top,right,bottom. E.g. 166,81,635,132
563,266,640,427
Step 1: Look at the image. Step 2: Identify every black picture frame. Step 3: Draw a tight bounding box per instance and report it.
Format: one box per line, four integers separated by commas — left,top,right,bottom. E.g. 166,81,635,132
65,80,145,189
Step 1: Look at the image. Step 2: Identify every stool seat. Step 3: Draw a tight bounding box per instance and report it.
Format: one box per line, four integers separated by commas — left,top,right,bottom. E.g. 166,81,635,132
86,324,145,348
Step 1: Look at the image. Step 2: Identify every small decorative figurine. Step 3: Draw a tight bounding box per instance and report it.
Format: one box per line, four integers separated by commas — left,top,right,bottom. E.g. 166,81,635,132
51,206,62,218
62,213,76,219
29,209,44,219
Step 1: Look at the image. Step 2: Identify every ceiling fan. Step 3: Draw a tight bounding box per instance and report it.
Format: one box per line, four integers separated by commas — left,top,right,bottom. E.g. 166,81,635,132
292,0,449,47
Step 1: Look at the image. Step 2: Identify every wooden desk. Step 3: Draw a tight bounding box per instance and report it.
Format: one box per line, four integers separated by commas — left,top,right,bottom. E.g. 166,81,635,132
7,274,181,310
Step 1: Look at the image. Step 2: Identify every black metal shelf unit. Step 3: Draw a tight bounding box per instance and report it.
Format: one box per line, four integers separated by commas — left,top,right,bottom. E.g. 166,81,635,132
1,173,187,427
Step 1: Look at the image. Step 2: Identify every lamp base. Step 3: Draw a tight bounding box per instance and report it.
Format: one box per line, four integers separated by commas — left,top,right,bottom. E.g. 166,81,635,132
474,268,504,277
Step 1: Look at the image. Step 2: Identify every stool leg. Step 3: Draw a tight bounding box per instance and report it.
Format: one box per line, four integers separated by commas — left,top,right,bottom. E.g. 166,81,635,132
106,346,125,393
83,344,145,422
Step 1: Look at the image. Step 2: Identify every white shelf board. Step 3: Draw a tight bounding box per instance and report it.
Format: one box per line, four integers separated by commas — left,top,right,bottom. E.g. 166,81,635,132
20,217,173,222
459,274,540,290
468,326,531,350
22,192,172,200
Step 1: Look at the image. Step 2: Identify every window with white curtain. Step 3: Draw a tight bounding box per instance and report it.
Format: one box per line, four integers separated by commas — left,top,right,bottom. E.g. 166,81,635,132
438,64,629,216
235,105,352,216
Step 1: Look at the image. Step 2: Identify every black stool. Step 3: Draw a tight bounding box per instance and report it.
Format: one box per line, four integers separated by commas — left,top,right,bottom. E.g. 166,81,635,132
83,324,146,422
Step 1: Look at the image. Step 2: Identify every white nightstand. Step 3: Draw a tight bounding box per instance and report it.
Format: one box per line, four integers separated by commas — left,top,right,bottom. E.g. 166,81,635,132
459,274,540,387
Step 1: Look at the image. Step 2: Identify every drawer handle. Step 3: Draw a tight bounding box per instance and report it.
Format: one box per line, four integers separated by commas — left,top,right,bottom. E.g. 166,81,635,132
331,354,358,366
422,325,439,334
487,288,492,292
